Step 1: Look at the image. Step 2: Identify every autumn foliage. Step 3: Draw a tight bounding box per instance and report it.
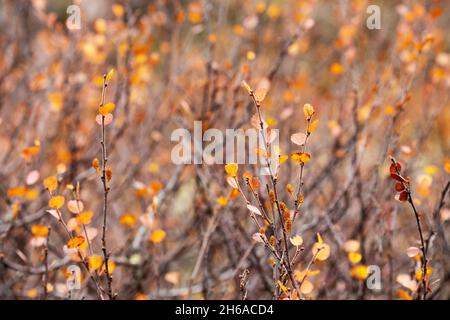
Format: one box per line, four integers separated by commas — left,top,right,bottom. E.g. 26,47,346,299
0,0,450,300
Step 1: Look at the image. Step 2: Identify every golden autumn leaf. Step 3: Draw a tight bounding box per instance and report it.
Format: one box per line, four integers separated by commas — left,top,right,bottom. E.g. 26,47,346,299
119,213,137,226
312,233,330,261
43,176,58,192
277,280,289,295
48,195,65,209
101,260,116,274
290,235,303,247
415,267,432,281
31,225,49,238
278,155,288,164
21,146,40,161
77,211,94,225
348,252,362,264
106,167,113,182
92,158,100,171
300,280,314,295
217,196,228,207
7,186,27,198
291,152,311,164
397,289,413,300
149,229,166,243
308,119,319,134
444,160,450,174
225,163,238,177
351,265,369,280
67,235,86,249
106,68,115,82
303,103,315,118
88,255,103,270
98,102,116,116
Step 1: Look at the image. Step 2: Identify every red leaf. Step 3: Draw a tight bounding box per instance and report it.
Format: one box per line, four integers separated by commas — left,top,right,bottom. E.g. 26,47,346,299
398,191,408,202
390,162,402,175
395,182,405,192
391,173,406,182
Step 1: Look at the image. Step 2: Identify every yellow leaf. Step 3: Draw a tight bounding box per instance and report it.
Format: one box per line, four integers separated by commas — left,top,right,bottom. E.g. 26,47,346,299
308,119,319,134
48,92,64,111
77,211,93,225
246,50,256,61
106,69,115,82
303,103,315,118
286,183,294,194
25,189,39,201
67,235,85,249
278,155,288,164
43,176,58,192
21,145,40,161
106,166,112,182
415,267,432,281
135,293,148,300
31,225,49,238
150,229,166,243
255,147,269,158
7,186,27,198
88,255,103,270
330,62,344,75
267,4,281,19
444,161,450,174
300,280,314,295
348,252,362,264
312,234,330,261
225,163,238,177
290,235,303,247
291,152,311,164
397,289,413,300
102,260,116,274
27,288,38,299
351,265,369,280
277,280,289,295
98,102,115,116
423,165,438,176
316,233,324,244
112,4,125,17
148,162,160,173
49,195,65,209
92,158,100,171
217,196,228,207
119,214,137,226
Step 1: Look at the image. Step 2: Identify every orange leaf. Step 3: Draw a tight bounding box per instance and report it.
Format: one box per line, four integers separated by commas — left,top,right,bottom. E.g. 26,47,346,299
49,195,65,209
43,176,58,192
67,235,85,249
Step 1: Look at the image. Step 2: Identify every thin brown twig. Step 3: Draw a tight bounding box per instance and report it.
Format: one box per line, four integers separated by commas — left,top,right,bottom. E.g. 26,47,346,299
99,74,114,299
